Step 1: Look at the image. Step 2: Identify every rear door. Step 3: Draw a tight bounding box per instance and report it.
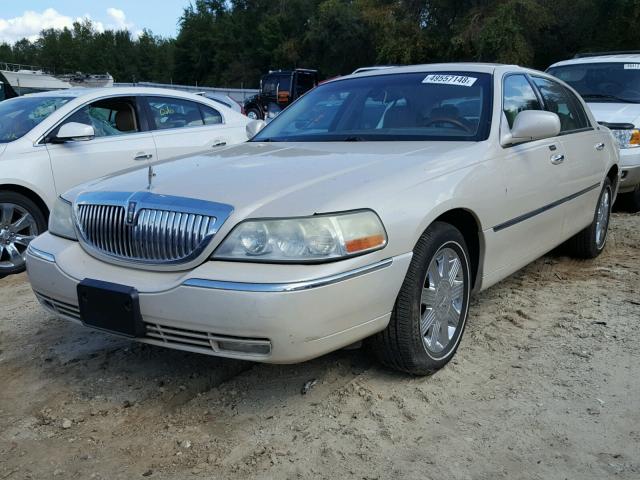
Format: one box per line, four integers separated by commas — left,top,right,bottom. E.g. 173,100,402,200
45,95,156,194
143,96,233,162
530,75,605,237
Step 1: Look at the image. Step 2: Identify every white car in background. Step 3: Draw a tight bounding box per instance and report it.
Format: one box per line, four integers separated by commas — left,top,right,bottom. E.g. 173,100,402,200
195,92,243,113
0,87,250,276
27,64,619,374
548,53,640,210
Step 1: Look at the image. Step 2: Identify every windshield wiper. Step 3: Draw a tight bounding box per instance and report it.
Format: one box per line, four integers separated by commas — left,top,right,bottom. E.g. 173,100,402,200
582,93,640,104
343,135,365,142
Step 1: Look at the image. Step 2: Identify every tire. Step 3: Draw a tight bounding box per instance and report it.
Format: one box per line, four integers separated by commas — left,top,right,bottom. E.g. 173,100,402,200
0,191,47,276
246,108,262,120
565,178,612,259
618,186,640,213
368,222,472,375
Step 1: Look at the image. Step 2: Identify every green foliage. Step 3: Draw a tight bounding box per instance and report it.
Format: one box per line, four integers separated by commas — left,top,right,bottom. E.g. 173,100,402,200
0,21,175,83
1,1,639,87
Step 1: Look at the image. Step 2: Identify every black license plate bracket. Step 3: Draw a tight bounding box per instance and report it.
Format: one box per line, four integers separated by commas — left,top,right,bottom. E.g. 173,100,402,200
77,279,145,337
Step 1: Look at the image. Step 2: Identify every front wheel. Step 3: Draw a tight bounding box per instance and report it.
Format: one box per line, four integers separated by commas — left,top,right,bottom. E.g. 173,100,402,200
368,222,471,375
246,108,261,120
566,178,612,259
0,191,47,277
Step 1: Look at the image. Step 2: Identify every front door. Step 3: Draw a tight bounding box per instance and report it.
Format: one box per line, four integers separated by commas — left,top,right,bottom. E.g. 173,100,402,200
46,96,156,194
489,74,573,273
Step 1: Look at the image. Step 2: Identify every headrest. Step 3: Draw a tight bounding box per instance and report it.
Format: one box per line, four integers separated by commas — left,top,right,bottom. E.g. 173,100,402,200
115,110,135,132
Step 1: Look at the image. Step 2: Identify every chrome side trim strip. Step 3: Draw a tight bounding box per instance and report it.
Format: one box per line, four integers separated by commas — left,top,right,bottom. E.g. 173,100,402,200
492,182,601,232
27,245,55,263
183,258,394,293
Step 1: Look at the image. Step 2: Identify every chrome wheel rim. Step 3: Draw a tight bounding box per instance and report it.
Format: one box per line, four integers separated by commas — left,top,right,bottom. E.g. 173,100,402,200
0,203,38,271
595,187,611,249
247,111,258,120
420,246,466,355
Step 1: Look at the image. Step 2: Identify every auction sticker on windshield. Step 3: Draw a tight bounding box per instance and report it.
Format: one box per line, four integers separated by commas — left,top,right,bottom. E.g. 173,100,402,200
422,74,478,87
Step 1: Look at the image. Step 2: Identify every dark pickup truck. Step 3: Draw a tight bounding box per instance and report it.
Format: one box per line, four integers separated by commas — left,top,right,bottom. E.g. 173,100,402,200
244,69,318,120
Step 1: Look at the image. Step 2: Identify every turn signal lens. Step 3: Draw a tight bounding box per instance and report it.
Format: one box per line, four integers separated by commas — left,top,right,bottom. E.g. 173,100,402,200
345,234,386,253
213,210,387,263
611,128,640,148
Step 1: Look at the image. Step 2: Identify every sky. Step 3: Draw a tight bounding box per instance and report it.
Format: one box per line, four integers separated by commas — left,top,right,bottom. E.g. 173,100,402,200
0,1,192,44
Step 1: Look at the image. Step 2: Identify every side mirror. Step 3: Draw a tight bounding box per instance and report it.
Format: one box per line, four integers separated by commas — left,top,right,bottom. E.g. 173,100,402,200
502,110,561,146
246,119,266,139
52,122,95,143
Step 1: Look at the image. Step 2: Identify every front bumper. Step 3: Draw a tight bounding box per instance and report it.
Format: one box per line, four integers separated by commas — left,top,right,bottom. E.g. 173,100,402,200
619,149,640,193
26,233,412,363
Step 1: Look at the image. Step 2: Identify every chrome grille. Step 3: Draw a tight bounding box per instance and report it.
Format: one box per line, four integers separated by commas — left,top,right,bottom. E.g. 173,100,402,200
76,204,217,264
72,191,233,266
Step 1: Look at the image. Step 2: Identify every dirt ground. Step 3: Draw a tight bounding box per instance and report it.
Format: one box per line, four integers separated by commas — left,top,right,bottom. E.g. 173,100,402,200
1,212,639,480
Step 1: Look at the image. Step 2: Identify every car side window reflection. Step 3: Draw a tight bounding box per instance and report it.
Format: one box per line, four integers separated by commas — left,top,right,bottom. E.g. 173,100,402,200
532,76,590,133
200,104,223,125
57,98,140,138
503,75,541,128
147,97,205,130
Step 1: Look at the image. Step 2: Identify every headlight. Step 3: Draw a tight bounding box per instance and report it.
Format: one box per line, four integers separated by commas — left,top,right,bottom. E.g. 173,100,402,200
610,128,640,149
48,197,77,240
213,210,387,262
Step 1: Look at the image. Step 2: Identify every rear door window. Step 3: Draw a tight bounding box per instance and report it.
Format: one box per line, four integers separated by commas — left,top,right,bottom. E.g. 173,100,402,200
531,77,591,133
200,104,223,125
146,97,205,130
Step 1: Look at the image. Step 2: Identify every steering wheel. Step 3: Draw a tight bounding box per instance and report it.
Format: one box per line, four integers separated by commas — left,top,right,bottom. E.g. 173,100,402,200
621,89,640,99
424,117,474,133
598,82,622,96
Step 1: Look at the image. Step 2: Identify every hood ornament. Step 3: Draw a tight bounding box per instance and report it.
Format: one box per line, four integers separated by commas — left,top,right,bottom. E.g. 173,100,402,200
147,165,156,190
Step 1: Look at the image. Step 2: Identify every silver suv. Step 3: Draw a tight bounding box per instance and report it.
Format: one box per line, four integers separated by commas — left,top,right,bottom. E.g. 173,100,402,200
548,52,640,210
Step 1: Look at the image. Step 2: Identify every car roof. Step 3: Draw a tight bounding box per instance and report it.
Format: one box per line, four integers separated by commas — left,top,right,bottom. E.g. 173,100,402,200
22,86,232,103
328,63,538,83
549,54,640,68
352,66,399,74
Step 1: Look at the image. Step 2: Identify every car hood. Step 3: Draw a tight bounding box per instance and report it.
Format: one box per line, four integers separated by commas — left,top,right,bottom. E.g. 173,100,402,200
587,102,640,126
66,141,488,220
0,144,6,157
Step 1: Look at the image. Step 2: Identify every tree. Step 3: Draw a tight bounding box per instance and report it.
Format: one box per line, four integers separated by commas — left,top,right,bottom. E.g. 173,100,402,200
1,1,639,87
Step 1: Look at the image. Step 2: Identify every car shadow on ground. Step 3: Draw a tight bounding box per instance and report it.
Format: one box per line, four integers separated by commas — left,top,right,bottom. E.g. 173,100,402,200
15,313,387,413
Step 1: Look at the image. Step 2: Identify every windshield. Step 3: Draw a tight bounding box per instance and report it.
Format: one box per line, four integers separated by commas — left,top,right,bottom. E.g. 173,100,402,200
0,96,71,143
253,72,493,142
547,62,640,103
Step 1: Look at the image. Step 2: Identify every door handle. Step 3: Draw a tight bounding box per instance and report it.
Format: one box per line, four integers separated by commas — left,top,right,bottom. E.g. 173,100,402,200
134,153,153,161
550,154,565,165
595,142,605,151
212,140,227,148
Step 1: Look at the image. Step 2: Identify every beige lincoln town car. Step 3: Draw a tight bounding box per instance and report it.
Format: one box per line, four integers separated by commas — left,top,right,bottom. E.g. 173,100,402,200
26,64,620,375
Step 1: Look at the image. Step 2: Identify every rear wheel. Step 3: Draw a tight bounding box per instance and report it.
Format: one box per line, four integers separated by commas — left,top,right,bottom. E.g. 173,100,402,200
566,178,612,259
368,222,471,375
0,191,46,277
